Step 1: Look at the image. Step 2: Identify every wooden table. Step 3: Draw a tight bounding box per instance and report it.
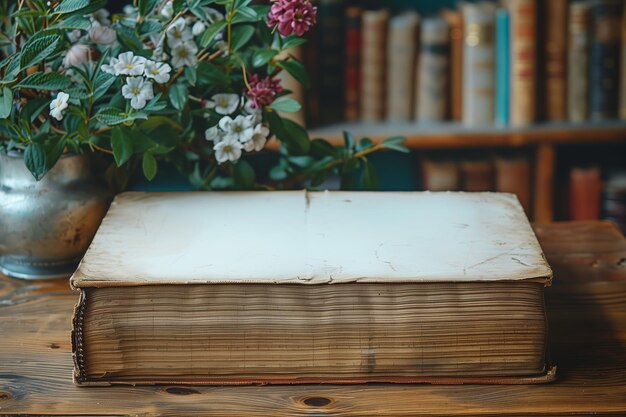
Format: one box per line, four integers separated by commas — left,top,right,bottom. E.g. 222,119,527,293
1,221,625,416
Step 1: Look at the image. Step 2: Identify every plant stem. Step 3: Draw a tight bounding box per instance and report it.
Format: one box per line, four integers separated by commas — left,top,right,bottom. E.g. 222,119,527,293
226,0,236,53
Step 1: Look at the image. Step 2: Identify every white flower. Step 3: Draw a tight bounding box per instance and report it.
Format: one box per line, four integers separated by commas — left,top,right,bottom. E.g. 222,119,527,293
144,60,171,84
192,21,206,36
213,136,243,164
91,9,111,25
89,21,117,45
49,92,69,121
244,124,270,152
244,99,262,124
149,33,166,60
219,115,254,142
170,42,198,68
211,93,239,115
114,51,147,76
160,1,174,18
67,29,82,43
122,77,154,109
63,44,90,67
205,126,220,142
203,7,225,23
123,4,135,15
214,40,229,56
166,17,193,48
101,57,119,75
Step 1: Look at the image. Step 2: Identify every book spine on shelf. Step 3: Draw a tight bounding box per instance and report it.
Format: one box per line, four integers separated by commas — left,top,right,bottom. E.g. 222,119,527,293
569,166,602,220
315,0,345,125
386,11,420,121
421,157,460,191
494,154,531,214
461,2,496,127
495,8,510,125
461,159,495,192
589,0,623,120
544,0,568,121
603,170,626,233
345,6,362,122
509,0,537,126
620,6,626,119
441,9,463,121
567,1,591,122
360,9,390,121
416,17,449,122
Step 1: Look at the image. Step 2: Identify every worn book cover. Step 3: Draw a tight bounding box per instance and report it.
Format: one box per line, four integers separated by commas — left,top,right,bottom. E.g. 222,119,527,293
416,17,449,122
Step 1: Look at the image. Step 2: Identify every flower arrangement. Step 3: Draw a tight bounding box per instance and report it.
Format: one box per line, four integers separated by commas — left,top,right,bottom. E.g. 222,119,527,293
0,0,407,190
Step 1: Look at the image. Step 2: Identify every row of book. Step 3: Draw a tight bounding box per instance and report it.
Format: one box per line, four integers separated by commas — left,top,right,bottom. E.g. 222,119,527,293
302,0,626,127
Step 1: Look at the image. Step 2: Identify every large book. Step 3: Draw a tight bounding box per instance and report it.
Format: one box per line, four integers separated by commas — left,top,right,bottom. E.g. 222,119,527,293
416,17,449,122
567,1,591,122
494,154,531,214
361,9,389,121
386,11,420,121
461,2,496,126
460,158,495,191
345,6,362,121
71,191,554,386
589,0,623,120
420,157,459,191
508,0,537,126
569,165,602,220
544,0,568,121
495,8,511,125
441,9,463,121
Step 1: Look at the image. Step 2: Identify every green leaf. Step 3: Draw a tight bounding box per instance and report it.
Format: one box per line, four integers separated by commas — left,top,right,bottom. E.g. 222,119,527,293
142,152,157,180
270,97,301,113
356,137,374,151
16,72,71,91
169,83,189,111
95,107,128,126
93,72,117,101
281,36,307,50
269,164,288,181
280,118,310,155
185,66,197,86
197,61,230,86
138,0,159,16
54,0,89,14
200,20,227,48
360,158,379,191
278,59,310,88
21,97,48,123
20,34,61,69
310,138,336,157
49,14,91,30
343,131,354,149
233,159,256,189
43,134,68,171
24,142,47,180
252,49,278,67
230,25,255,52
310,170,327,187
111,126,134,166
381,136,409,153
0,87,12,119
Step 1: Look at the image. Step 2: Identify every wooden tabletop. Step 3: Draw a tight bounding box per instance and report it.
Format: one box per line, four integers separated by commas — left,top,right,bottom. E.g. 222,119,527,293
1,221,625,416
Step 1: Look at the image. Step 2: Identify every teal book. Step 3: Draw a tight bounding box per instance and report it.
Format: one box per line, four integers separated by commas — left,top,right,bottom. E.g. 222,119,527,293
496,8,510,125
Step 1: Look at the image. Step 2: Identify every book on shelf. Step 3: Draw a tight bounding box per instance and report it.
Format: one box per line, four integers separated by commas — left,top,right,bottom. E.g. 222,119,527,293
494,153,531,214
461,2,496,127
386,11,420,121
569,165,602,220
441,9,463,121
495,8,510,125
460,158,495,192
567,1,591,122
416,17,449,122
603,170,626,233
345,6,361,122
620,6,626,119
589,0,623,120
544,0,568,121
360,9,389,121
71,191,554,386
420,157,459,191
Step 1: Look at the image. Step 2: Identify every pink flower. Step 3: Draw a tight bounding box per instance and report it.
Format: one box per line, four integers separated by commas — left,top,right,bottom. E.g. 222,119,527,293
245,74,283,109
267,0,317,37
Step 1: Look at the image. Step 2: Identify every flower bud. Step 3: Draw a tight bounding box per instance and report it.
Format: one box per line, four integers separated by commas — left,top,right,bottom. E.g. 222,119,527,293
63,44,91,68
160,1,174,18
89,22,117,45
192,21,206,36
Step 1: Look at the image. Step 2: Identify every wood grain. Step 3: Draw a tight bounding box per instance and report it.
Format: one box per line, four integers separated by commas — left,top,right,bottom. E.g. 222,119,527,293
1,221,625,416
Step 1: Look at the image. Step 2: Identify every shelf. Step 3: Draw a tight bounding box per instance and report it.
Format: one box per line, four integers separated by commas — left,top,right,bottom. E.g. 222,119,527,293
268,120,626,150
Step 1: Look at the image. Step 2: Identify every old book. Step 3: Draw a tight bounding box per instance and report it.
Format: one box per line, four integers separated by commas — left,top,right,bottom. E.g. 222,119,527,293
386,11,420,121
71,191,554,386
345,6,362,121
460,158,495,191
569,165,602,220
420,157,459,191
508,0,537,126
495,8,511,125
416,17,449,122
589,0,623,120
494,154,531,214
567,1,591,122
441,9,463,121
603,170,626,233
461,2,496,126
361,9,389,121
544,0,568,121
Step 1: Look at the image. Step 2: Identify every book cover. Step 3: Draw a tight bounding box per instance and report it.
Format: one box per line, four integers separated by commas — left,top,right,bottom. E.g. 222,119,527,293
589,0,623,120
345,6,361,122
461,2,496,126
508,0,537,126
460,158,494,191
421,157,459,191
544,0,568,121
441,9,463,121
603,170,626,233
416,17,449,122
386,11,420,121
567,1,591,122
360,9,390,121
495,8,510,125
494,154,531,214
570,166,602,220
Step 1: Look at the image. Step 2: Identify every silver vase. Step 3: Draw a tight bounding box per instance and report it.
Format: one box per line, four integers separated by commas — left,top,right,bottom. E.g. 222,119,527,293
0,151,111,279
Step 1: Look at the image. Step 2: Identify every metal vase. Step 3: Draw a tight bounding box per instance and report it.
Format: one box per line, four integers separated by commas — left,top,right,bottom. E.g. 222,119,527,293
0,151,111,279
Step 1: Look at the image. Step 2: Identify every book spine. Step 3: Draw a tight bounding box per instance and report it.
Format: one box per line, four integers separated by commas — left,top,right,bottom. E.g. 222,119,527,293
316,0,345,125
344,6,361,122
460,159,495,192
569,166,602,220
509,0,537,126
544,0,568,121
416,17,449,122
386,12,420,121
620,4,626,119
421,158,459,191
360,9,390,121
494,155,531,214
495,8,510,125
589,0,623,120
441,9,463,121
567,1,591,122
461,3,496,127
